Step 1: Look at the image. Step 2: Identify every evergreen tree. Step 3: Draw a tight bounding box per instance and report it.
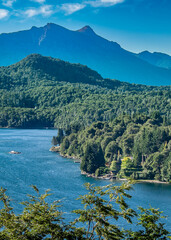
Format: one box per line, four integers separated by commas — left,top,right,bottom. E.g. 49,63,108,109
51,136,58,146
81,141,105,174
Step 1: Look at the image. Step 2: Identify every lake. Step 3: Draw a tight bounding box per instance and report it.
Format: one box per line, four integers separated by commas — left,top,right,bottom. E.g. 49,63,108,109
0,129,171,231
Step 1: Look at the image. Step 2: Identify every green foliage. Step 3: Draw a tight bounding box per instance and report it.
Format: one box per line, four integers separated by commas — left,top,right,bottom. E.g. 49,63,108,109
110,160,120,172
121,157,134,170
52,129,64,146
81,141,105,174
60,137,70,155
104,141,120,162
95,167,109,177
0,183,170,239
60,115,171,181
0,186,80,239
52,136,58,146
0,54,170,129
127,207,171,239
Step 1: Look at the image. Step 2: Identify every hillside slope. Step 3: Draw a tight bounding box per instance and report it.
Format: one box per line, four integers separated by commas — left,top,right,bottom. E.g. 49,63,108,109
59,115,171,182
0,54,170,128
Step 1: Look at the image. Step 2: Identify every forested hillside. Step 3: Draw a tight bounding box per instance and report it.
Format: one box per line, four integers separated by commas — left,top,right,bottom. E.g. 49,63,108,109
59,114,171,182
0,54,170,128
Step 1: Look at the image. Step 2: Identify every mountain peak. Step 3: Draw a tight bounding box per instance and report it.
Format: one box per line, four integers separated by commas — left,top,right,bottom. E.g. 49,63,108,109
77,25,96,36
43,23,66,31
46,22,57,27
31,26,38,30
140,50,151,54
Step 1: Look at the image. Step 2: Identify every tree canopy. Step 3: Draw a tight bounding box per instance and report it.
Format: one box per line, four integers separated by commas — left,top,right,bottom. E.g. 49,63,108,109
0,182,170,239
59,114,171,182
0,54,170,129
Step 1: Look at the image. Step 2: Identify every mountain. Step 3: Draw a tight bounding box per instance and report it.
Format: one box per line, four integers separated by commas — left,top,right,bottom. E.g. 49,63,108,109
0,54,134,90
0,54,170,128
137,51,171,69
0,54,102,89
0,23,170,86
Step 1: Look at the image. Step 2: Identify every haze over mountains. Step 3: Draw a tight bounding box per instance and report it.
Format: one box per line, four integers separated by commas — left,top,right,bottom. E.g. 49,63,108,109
0,54,151,91
0,23,171,86
137,51,171,70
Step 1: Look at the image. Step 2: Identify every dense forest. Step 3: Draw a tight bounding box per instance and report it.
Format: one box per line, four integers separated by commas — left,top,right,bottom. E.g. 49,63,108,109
0,54,170,128
57,114,171,182
1,54,170,181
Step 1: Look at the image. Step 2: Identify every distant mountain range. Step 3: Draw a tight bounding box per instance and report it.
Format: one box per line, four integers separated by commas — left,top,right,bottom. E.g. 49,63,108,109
0,23,171,86
137,51,171,69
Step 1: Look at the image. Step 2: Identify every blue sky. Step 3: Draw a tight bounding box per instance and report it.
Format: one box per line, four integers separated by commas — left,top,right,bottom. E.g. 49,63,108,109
0,0,171,55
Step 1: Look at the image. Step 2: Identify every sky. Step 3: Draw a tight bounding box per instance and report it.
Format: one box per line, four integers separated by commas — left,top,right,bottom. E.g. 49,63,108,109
0,0,171,55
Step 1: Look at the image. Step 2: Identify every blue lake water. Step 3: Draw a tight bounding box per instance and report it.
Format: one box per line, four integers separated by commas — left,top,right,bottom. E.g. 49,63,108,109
0,129,171,231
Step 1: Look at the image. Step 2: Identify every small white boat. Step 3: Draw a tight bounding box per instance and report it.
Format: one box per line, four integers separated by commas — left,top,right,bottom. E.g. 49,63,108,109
9,151,21,154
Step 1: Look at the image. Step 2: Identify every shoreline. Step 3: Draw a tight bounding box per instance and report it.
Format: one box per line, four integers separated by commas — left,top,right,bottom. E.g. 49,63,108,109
50,147,170,184
136,179,170,184
81,170,117,180
0,127,57,130
81,172,170,184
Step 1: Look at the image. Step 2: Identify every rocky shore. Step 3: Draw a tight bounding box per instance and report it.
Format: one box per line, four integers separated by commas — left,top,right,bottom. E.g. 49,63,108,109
137,179,170,184
81,171,118,180
50,146,170,184
49,146,60,152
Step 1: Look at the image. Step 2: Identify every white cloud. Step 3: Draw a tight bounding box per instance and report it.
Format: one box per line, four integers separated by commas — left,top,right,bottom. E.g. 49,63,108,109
2,0,16,7
31,0,46,3
25,9,37,17
59,0,124,15
60,3,86,15
40,5,53,16
0,9,9,19
24,5,53,17
86,0,124,7
1,0,124,20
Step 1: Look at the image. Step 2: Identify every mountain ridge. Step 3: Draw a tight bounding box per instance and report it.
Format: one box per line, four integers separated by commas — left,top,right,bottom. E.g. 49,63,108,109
137,50,171,69
1,53,170,91
0,23,171,86
0,54,140,90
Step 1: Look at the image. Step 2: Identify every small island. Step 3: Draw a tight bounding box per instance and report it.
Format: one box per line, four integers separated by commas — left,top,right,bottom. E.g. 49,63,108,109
51,113,171,183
